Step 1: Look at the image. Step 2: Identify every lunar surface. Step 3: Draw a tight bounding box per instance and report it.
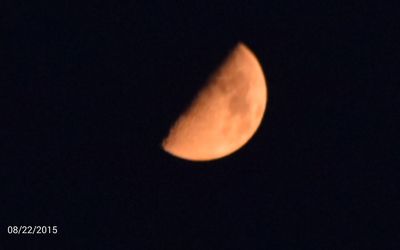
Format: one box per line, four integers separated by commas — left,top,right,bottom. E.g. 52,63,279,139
162,42,268,161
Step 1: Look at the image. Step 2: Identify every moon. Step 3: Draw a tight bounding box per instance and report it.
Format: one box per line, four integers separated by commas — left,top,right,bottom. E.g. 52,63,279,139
161,42,268,161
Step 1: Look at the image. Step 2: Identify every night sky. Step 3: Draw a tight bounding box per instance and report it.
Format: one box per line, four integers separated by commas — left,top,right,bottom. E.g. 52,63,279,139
2,1,399,249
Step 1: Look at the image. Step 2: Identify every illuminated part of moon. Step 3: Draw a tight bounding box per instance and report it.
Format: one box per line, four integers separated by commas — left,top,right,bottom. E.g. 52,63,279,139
162,42,268,161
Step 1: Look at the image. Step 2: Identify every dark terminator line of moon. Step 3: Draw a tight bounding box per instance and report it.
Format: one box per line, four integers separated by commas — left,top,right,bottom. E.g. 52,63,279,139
161,42,268,161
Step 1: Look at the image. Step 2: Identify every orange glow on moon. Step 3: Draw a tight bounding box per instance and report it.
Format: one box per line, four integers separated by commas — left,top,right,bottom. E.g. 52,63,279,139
162,42,268,161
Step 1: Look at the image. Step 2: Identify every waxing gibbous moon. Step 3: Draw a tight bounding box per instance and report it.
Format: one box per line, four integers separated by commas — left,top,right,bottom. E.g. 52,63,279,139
162,42,268,161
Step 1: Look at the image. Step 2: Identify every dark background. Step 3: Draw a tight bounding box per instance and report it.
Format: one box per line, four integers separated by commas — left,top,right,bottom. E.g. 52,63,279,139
1,1,399,249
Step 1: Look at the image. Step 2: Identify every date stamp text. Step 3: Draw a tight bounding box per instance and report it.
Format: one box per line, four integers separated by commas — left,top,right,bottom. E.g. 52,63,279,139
7,226,58,235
